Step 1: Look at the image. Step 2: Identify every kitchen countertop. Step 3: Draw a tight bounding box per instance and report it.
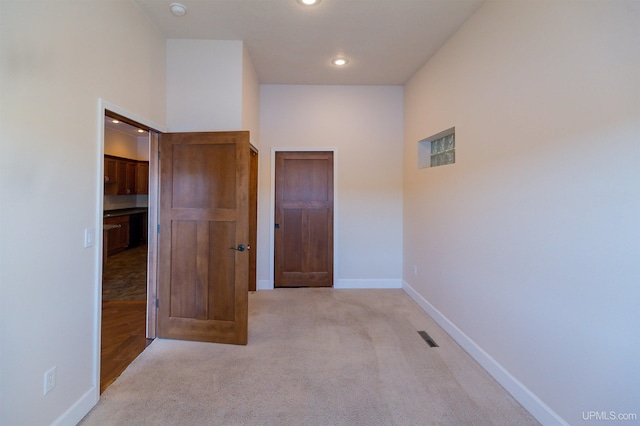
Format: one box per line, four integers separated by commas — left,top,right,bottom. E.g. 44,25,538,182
103,208,148,218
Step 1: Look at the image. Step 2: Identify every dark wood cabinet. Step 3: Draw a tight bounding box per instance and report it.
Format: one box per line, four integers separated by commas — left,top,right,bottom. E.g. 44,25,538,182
125,161,137,195
104,158,118,195
104,157,117,183
104,215,130,255
104,155,149,196
136,162,149,194
115,160,128,195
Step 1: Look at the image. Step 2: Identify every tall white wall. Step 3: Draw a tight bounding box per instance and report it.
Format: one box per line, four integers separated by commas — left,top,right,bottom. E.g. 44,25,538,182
402,1,640,424
0,1,166,424
242,45,261,147
167,39,243,132
259,85,403,288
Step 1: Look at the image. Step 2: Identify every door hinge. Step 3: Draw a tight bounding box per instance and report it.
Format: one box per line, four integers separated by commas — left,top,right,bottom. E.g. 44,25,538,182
157,224,160,234
158,150,161,160
156,299,159,308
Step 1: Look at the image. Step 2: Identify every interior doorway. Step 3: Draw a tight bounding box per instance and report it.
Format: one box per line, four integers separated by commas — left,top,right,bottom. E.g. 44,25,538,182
97,106,258,390
100,110,159,392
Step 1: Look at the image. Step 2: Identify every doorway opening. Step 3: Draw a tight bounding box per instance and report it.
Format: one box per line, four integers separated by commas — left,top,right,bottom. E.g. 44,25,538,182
97,105,259,390
100,110,159,392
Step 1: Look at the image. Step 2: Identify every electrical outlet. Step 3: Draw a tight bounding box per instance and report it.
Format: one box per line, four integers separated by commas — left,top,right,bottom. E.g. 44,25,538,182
43,366,56,395
414,265,418,276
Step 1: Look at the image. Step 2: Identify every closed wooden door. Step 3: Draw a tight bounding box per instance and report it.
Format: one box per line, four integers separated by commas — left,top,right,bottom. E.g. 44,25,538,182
157,131,250,345
275,151,333,287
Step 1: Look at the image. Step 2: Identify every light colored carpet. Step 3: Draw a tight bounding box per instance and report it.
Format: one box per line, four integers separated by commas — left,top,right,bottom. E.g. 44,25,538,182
81,289,538,425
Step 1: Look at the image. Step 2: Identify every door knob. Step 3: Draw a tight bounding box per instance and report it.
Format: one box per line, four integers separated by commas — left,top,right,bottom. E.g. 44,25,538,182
229,244,246,252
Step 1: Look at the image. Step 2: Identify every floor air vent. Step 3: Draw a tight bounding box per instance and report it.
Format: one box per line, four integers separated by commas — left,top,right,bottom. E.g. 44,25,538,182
418,331,439,348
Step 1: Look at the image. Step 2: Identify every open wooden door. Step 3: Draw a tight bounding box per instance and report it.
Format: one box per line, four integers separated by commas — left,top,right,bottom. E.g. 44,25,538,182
157,131,250,345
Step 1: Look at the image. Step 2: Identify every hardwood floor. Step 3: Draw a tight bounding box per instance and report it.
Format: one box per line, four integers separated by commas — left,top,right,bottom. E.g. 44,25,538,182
101,300,152,393
103,244,148,301
101,245,151,393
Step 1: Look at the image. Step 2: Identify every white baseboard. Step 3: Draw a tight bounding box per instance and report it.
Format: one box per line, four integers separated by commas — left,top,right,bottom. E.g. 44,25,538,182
335,279,402,289
257,280,273,290
52,386,98,426
258,279,402,290
402,281,568,426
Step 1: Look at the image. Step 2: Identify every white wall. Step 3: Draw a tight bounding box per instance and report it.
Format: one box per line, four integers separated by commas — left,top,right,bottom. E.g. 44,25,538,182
402,1,640,424
137,137,150,161
0,1,166,424
242,45,260,147
259,85,404,289
167,39,243,132
104,127,139,159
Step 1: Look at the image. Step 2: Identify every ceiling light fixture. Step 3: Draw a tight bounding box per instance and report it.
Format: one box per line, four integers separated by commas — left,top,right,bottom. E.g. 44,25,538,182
138,129,145,133
331,57,349,66
297,0,320,6
170,2,187,17
111,120,119,124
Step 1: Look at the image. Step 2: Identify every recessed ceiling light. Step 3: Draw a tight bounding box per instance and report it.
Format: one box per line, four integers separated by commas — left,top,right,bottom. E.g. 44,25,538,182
297,0,320,6
111,120,119,124
331,57,349,66
170,2,187,17
137,129,145,133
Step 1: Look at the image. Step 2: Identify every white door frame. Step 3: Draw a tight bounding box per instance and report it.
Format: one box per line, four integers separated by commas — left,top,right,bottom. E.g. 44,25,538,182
266,147,338,290
94,99,165,397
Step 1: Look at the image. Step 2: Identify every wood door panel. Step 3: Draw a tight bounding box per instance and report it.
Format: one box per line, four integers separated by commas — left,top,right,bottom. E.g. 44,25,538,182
275,151,333,287
208,221,235,321
280,200,330,210
169,220,205,320
158,131,249,345
281,272,330,286
172,144,236,210
282,209,303,272
169,208,237,222
283,158,329,202
165,318,235,343
307,209,330,271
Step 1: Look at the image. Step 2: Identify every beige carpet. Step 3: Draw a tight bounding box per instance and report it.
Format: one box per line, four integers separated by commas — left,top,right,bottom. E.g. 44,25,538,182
81,289,538,425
